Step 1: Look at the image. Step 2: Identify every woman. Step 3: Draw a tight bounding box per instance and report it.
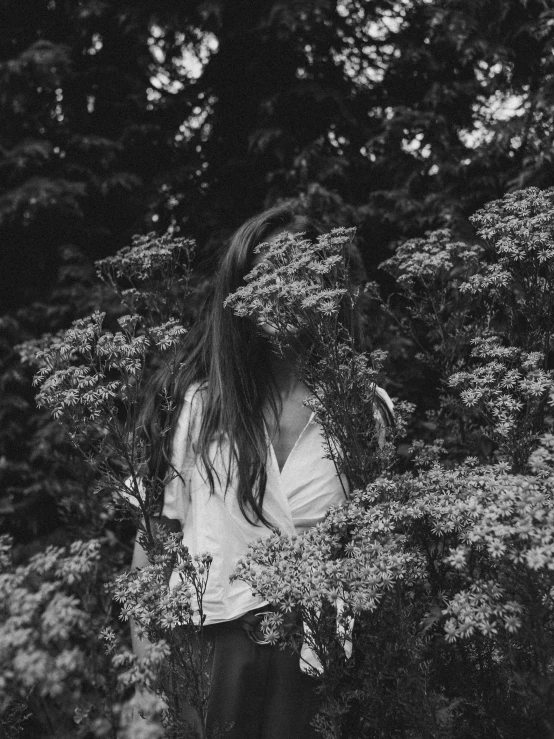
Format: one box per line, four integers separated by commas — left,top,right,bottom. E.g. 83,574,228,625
131,203,393,738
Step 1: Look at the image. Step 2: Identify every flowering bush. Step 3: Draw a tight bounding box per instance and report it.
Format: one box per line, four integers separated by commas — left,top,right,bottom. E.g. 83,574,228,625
235,463,554,736
224,227,396,490
231,188,554,738
383,187,554,468
4,187,554,738
2,234,212,737
32,309,187,531
32,233,196,530
0,534,118,736
96,231,196,325
106,529,215,738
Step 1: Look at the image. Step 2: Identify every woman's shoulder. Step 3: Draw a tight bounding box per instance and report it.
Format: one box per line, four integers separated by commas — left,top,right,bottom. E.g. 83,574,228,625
183,380,208,405
178,380,207,423
374,385,394,431
169,382,206,455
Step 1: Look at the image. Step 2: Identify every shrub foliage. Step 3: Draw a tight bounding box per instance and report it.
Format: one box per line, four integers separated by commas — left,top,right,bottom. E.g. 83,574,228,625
1,186,554,738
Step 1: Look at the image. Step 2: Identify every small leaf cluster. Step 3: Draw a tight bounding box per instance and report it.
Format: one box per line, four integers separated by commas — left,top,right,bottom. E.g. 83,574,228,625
96,232,196,326
466,186,554,353
449,337,554,469
0,535,101,712
224,228,354,333
113,536,211,641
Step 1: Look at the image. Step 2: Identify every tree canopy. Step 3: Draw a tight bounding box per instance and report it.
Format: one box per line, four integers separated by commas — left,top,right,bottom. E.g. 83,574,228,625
1,0,553,311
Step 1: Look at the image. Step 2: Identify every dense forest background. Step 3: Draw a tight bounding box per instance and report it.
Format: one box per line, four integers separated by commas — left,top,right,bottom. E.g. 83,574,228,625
1,0,553,595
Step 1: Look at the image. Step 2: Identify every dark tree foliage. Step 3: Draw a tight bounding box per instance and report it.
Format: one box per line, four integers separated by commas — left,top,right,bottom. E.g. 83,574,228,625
2,0,553,308
1,1,171,311
0,0,553,546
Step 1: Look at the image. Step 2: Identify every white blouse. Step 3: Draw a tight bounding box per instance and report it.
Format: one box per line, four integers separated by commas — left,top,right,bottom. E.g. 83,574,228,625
156,381,393,626
158,383,345,624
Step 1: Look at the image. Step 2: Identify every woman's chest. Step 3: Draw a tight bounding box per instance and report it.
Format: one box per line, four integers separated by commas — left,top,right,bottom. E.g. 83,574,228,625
264,398,313,473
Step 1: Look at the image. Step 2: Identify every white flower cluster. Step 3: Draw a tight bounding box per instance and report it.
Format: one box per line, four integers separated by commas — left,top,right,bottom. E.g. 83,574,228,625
0,536,101,710
236,463,554,655
113,535,212,639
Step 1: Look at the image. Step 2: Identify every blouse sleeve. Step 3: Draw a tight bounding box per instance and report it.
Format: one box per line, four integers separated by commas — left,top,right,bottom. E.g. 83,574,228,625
374,385,394,448
160,383,204,527
119,383,203,528
375,385,394,416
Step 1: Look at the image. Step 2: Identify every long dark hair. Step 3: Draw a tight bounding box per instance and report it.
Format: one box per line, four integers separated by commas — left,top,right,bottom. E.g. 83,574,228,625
139,202,391,526
139,204,320,526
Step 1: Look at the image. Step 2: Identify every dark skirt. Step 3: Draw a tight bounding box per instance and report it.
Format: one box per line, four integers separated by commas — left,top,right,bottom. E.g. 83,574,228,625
203,613,321,739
